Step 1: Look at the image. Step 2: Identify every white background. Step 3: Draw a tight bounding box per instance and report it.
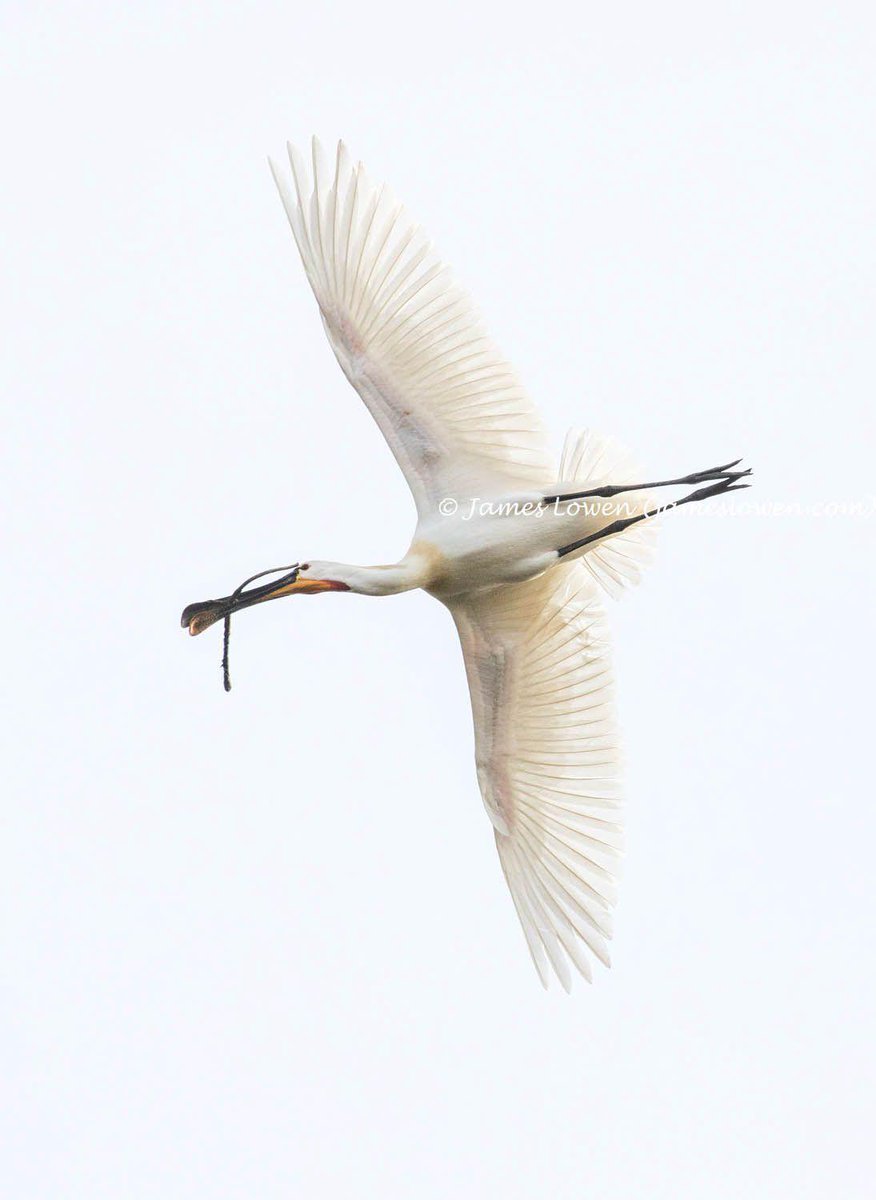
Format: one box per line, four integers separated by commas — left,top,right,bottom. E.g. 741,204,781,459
2,3,874,1196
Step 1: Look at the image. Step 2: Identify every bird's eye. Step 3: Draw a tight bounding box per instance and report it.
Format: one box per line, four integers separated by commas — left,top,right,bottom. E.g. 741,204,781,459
300,563,310,571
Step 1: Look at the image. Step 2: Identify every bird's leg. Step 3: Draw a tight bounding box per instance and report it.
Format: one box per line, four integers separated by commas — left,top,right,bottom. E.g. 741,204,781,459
544,459,751,505
555,474,750,558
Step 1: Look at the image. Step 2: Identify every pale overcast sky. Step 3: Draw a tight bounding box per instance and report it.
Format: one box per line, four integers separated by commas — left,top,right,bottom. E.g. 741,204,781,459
2,3,874,1197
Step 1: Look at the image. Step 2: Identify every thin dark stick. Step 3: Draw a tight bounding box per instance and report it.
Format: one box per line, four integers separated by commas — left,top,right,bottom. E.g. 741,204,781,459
216,562,300,694
223,615,232,692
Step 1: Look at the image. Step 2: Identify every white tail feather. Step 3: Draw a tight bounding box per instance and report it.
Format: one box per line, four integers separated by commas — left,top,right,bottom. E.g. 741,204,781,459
557,428,658,599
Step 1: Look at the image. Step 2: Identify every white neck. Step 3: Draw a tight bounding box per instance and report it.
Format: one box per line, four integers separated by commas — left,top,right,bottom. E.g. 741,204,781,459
312,555,429,596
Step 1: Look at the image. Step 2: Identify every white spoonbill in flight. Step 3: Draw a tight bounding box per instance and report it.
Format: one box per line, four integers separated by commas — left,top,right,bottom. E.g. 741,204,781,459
182,139,749,990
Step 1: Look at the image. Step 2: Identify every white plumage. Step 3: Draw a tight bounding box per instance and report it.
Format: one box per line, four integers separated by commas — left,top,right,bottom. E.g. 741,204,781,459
269,138,553,510
183,138,749,989
451,566,618,990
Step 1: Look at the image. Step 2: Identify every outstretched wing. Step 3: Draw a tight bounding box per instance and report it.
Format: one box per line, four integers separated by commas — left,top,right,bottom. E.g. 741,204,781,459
270,139,553,514
448,566,622,990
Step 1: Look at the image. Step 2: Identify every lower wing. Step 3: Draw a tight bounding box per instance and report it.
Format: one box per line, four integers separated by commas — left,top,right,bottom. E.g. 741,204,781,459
448,565,622,990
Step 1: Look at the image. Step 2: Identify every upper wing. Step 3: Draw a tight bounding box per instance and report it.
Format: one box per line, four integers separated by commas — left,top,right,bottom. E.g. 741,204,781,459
448,565,622,990
269,139,553,514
